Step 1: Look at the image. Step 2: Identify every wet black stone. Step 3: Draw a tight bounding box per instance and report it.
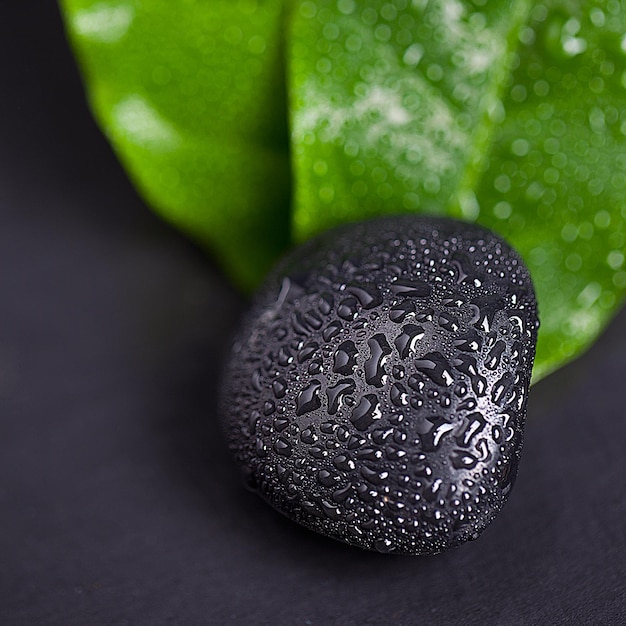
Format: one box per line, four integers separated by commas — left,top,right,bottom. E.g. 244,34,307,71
221,216,538,556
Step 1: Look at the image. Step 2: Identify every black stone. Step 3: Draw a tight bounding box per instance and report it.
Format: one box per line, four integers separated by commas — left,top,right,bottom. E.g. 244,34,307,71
220,216,538,555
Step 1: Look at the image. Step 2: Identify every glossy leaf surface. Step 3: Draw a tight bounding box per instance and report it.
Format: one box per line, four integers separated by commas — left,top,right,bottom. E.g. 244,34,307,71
289,0,626,380
60,0,626,380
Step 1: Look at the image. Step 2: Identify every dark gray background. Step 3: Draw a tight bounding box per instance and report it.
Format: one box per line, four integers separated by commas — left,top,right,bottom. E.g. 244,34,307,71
1,4,625,625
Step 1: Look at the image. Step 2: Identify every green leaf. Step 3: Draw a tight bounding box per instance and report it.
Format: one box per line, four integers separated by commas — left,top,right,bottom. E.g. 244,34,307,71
288,0,626,381
59,0,626,381
289,0,530,233
60,0,292,290
473,1,626,379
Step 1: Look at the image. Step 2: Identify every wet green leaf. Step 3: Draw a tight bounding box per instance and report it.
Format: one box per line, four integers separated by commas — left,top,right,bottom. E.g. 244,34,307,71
60,0,626,380
289,0,626,381
473,1,626,379
289,0,530,234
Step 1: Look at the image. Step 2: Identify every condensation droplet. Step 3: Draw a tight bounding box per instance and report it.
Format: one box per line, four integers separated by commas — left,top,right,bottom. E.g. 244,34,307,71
296,380,322,416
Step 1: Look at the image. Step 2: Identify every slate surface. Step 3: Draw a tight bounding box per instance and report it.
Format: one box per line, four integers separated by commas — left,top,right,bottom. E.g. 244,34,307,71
1,4,625,625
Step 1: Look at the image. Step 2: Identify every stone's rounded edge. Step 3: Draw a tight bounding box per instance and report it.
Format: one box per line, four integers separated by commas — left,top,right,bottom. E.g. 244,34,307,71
220,215,539,555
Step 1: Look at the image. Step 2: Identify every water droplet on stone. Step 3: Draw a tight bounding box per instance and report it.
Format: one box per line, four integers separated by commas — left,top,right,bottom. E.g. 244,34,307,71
457,397,478,412
348,435,366,450
486,340,506,370
297,341,319,364
374,538,394,553
453,332,483,352
251,368,263,392
451,449,479,470
326,379,356,414
272,378,287,399
492,372,514,406
390,279,432,297
318,293,333,315
395,324,425,358
389,300,416,323
273,417,289,432
365,333,392,387
414,352,454,386
356,447,382,461
392,364,405,379
301,500,321,517
419,416,456,452
371,428,394,445
390,382,409,407
277,346,294,367
255,438,267,457
332,454,355,472
451,353,487,396
318,469,340,488
361,465,388,485
308,360,322,375
438,311,460,333
350,394,382,431
338,296,359,320
333,340,358,374
274,437,292,456
300,426,318,444
455,412,486,447
292,311,313,335
346,284,382,309
296,380,322,416
321,500,342,520
322,320,343,341
332,484,353,503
